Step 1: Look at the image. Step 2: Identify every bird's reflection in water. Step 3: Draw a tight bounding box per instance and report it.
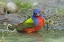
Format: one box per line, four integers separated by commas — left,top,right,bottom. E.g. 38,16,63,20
18,32,44,42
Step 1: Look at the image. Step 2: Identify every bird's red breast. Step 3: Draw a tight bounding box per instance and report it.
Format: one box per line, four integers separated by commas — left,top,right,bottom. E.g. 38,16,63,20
23,16,44,33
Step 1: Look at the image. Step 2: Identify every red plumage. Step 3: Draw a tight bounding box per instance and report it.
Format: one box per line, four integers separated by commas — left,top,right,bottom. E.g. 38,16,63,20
23,16,44,33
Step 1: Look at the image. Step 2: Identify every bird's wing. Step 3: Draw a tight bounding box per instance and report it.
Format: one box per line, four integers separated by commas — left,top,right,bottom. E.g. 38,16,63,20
23,18,34,27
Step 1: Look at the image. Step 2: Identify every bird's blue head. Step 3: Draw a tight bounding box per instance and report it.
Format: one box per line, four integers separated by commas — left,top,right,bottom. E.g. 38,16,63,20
32,9,43,25
33,9,40,17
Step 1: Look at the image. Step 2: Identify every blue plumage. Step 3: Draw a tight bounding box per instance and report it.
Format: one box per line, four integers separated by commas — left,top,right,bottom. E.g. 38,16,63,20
32,9,43,25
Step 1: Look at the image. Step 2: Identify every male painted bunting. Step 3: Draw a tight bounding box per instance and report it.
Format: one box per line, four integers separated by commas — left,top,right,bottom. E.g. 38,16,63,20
22,9,44,33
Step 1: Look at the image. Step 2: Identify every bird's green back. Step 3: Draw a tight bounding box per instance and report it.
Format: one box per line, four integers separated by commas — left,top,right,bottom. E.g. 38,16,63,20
23,18,34,27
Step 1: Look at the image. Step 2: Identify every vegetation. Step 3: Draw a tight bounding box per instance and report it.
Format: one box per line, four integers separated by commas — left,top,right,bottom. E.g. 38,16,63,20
0,1,5,6
55,7,64,16
14,0,33,12
0,1,6,10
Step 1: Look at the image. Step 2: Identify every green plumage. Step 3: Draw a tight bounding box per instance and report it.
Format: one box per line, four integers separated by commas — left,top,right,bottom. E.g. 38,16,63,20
24,18,34,27
9,18,34,30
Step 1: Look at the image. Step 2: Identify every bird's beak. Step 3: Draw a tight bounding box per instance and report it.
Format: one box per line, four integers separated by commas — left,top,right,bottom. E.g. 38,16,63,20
36,13,40,16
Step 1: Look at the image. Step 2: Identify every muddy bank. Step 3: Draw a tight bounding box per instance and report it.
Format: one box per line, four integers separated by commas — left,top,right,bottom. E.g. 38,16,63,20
0,14,26,24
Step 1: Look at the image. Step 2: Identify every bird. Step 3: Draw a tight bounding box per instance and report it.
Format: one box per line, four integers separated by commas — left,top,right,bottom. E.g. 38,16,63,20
18,9,44,33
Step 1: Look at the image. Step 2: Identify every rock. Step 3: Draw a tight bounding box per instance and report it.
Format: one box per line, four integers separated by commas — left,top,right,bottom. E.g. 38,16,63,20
32,2,39,6
2,18,8,20
5,2,18,13
14,24,19,27
0,10,4,15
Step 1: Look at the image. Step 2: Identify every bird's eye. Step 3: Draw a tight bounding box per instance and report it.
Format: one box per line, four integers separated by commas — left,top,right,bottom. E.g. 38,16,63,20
34,13,37,14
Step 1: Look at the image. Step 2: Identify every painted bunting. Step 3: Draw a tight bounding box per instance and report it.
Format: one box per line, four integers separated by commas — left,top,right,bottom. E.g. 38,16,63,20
22,9,44,33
